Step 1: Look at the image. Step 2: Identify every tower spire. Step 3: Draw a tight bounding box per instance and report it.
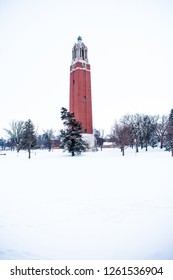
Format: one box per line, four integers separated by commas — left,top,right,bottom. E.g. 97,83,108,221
77,35,82,42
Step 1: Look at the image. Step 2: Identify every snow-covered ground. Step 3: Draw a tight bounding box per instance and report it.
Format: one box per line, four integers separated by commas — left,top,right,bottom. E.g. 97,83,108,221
0,148,173,260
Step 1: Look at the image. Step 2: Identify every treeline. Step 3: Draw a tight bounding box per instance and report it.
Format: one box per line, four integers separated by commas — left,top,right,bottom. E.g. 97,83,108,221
0,108,88,158
0,119,60,158
1,108,173,157
106,109,173,156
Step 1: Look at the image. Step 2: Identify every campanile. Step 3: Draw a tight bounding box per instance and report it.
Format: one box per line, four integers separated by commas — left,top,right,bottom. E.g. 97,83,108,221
70,36,93,134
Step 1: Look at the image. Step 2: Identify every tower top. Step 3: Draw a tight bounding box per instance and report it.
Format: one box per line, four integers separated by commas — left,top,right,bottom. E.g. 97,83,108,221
77,36,82,42
71,36,88,65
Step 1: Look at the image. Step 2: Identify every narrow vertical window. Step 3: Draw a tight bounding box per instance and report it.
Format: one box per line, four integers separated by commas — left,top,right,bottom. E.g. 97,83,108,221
82,48,84,59
84,96,86,101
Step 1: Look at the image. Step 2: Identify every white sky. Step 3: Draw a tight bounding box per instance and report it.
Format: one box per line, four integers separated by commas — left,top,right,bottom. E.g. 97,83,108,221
0,0,173,138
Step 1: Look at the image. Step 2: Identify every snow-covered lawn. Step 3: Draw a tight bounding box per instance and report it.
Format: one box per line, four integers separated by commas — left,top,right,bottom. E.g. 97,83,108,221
0,148,173,260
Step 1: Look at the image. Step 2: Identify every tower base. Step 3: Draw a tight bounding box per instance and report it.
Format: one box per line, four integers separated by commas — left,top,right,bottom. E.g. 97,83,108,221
82,133,95,150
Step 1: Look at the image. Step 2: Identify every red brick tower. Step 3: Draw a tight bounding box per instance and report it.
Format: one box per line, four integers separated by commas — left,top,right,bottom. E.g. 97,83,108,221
70,36,93,134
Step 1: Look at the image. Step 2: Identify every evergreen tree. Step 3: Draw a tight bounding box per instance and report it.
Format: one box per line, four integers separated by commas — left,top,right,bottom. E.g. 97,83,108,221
156,115,168,149
165,109,173,156
42,129,55,151
140,115,152,151
94,129,104,151
36,134,44,149
148,115,159,148
0,138,6,150
131,114,143,152
21,119,37,158
169,108,173,125
60,107,87,156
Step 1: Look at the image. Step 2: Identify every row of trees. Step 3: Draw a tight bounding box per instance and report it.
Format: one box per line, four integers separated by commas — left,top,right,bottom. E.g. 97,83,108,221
2,119,37,158
1,108,173,157
0,108,87,158
108,109,173,156
1,120,59,158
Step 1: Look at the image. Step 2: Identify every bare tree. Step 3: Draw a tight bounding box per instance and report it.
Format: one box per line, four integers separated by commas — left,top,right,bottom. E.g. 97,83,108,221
113,122,132,156
119,114,142,153
4,120,25,153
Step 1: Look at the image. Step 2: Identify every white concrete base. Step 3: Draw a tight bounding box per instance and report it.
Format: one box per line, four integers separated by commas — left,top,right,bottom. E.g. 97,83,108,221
82,133,95,150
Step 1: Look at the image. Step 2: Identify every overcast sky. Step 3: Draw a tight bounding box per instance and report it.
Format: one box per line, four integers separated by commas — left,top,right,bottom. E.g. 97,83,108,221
0,0,173,138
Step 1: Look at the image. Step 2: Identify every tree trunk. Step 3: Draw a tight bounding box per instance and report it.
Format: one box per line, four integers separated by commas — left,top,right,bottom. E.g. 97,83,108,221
160,138,163,149
136,144,139,153
122,147,125,156
16,144,20,153
48,143,52,152
72,151,75,156
28,148,31,159
145,143,148,151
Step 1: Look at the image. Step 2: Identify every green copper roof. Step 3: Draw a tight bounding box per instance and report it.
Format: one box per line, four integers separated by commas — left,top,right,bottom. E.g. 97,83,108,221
77,36,82,41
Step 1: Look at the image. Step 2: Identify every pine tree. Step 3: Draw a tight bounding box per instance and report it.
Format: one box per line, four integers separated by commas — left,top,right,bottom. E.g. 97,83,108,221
131,114,142,153
21,119,37,158
0,138,6,150
60,107,87,156
94,129,104,151
156,115,168,149
169,108,173,126
140,115,152,151
42,129,55,151
165,109,173,156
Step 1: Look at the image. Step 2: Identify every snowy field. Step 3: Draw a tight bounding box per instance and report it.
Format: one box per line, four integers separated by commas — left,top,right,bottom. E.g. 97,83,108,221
0,148,173,260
